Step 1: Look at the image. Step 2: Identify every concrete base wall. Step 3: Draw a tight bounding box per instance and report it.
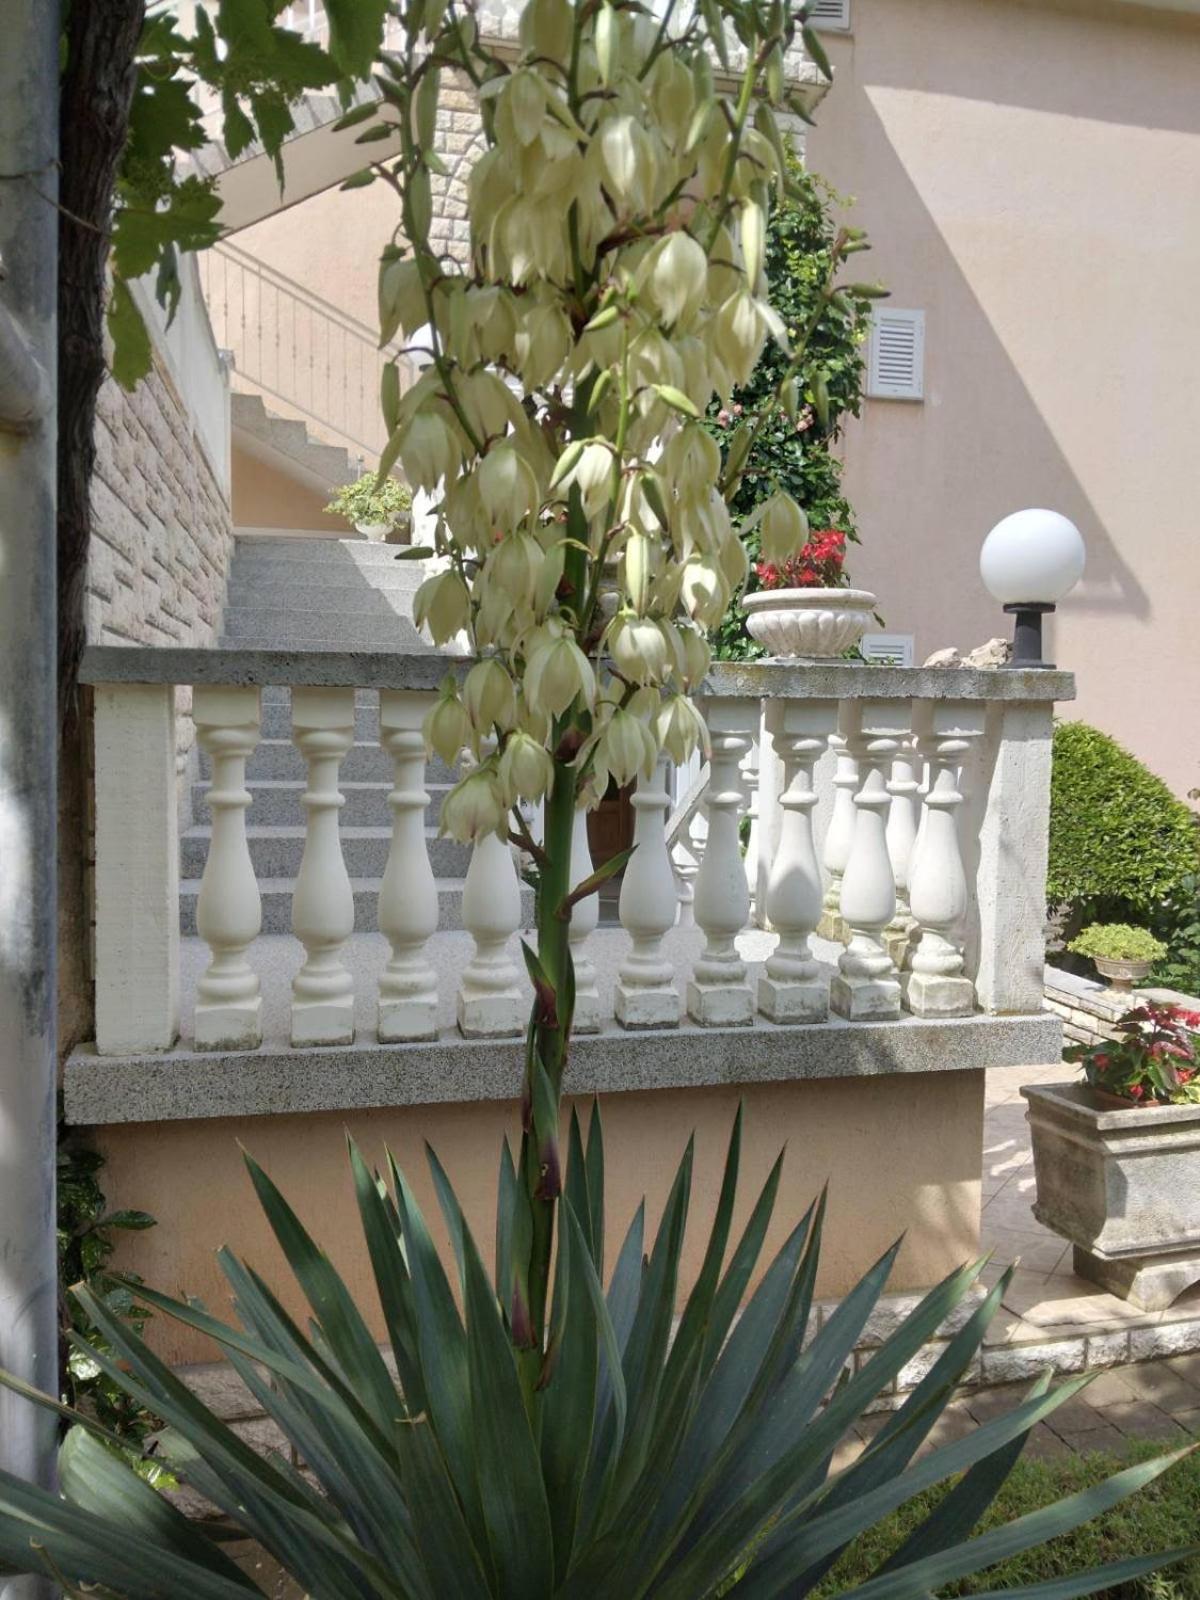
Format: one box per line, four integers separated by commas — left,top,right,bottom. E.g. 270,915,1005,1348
96,1070,984,1365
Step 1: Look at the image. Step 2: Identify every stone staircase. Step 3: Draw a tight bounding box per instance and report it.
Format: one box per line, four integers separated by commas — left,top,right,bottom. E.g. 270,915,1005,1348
183,535,533,936
231,393,360,495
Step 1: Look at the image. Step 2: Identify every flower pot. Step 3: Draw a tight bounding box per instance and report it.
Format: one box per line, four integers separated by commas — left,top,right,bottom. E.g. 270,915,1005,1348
355,521,392,543
1092,954,1154,991
741,587,877,660
1022,1081,1200,1310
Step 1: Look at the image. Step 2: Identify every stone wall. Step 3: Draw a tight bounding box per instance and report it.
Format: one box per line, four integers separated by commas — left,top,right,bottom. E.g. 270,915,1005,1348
1044,964,1200,1048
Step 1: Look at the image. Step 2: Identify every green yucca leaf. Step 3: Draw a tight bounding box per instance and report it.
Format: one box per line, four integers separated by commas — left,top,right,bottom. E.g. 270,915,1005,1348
700,1150,787,1380
541,1192,599,1579
348,1140,427,1410
584,1101,605,1274
965,1549,1200,1600
565,1110,594,1268
427,1140,469,1295
393,1414,493,1600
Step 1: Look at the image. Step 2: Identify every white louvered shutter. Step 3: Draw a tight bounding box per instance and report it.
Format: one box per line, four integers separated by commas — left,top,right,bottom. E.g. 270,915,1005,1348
808,0,851,28
860,633,915,667
867,309,925,401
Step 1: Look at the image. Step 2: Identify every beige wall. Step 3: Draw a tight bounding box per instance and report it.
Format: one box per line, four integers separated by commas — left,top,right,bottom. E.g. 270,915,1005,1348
807,0,1200,796
231,443,347,532
99,1071,983,1365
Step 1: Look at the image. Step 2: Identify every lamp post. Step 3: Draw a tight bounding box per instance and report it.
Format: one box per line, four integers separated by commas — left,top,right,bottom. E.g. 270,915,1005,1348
980,508,1086,668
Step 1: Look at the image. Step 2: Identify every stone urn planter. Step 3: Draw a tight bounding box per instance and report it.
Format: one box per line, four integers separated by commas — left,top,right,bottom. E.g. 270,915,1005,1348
742,587,876,660
1093,954,1155,992
355,520,392,542
1022,1081,1200,1310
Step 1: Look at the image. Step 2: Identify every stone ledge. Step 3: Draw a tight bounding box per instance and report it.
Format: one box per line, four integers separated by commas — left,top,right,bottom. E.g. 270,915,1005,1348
79,644,1075,704
64,1012,1062,1127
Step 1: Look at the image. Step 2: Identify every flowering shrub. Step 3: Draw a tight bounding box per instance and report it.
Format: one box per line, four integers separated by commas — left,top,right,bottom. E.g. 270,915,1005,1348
753,526,846,590
1065,1002,1200,1105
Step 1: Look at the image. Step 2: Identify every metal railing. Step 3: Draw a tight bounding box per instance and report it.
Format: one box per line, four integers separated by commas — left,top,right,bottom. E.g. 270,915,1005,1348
197,240,414,464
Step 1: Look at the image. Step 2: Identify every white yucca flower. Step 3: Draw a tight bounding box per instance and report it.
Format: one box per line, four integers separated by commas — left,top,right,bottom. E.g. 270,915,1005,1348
477,444,539,530
399,409,460,493
440,767,508,842
463,658,518,733
423,686,472,768
648,232,708,327
413,568,470,646
759,491,810,566
525,625,597,718
499,730,556,804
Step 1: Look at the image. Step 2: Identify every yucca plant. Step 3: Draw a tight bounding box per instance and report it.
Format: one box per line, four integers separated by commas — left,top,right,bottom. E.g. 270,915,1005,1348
0,1106,1194,1597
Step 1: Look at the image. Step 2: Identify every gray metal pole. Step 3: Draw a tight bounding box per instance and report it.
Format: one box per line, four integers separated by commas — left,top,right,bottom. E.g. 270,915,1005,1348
0,0,60,1592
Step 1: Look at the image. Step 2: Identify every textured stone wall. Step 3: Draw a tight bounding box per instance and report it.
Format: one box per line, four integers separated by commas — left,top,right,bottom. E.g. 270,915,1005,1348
429,70,485,269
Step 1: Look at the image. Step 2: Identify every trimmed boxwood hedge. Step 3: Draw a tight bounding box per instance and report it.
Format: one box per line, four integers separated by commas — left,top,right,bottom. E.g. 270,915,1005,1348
1048,721,1200,928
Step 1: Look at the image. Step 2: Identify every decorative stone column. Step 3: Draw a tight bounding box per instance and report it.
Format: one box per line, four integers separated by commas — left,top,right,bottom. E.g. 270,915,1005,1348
616,755,681,1029
193,685,262,1051
884,732,920,967
567,804,601,1033
377,691,440,1042
290,686,356,1046
818,723,859,943
688,699,756,1026
905,703,981,1018
458,746,525,1037
758,698,836,1023
830,699,906,1021
740,727,762,920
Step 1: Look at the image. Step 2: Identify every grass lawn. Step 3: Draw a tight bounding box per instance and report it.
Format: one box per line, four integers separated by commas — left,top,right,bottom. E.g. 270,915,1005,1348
802,1439,1200,1598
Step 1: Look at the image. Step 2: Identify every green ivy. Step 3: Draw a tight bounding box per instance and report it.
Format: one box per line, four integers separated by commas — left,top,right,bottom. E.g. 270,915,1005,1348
708,155,874,660
57,1124,167,1478
1048,722,1200,937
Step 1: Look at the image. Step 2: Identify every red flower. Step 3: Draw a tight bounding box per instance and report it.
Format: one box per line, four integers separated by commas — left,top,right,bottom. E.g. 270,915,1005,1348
1127,1083,1145,1100
1093,1054,1110,1069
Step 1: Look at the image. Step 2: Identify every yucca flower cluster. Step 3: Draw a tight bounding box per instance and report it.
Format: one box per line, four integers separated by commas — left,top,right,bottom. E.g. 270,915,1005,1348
360,0,878,849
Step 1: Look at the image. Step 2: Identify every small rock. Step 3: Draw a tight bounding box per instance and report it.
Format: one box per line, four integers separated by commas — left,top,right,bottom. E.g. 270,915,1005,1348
963,636,1012,668
923,647,961,668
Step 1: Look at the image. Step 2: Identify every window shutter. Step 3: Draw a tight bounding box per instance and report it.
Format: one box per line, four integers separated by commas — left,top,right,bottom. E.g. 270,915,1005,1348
809,0,851,28
867,309,925,401
860,633,915,667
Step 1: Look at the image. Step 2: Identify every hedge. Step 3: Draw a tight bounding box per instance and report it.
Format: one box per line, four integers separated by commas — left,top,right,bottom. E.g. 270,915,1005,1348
1047,720,1200,925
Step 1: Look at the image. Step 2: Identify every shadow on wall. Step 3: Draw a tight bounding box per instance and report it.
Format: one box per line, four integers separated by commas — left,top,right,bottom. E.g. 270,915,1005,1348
805,0,1200,689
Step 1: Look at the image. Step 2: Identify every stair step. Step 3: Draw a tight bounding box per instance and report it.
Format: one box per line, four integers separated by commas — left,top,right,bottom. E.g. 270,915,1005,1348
221,609,431,650
200,740,458,785
223,588,421,620
180,825,470,880
231,537,411,567
191,779,449,829
228,566,426,596
179,878,536,936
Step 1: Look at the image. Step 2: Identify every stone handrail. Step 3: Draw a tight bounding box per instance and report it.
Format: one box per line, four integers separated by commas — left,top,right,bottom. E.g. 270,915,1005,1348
80,643,1073,1081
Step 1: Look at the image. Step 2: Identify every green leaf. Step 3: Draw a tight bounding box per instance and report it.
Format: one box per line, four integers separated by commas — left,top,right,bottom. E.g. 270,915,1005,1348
540,1190,599,1580
323,0,389,78
107,279,153,391
395,545,435,560
652,384,700,418
98,1209,156,1231
340,167,378,189
801,23,833,80
332,100,380,131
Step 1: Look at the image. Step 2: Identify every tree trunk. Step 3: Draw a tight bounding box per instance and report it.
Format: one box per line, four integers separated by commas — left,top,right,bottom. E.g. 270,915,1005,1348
56,0,143,1056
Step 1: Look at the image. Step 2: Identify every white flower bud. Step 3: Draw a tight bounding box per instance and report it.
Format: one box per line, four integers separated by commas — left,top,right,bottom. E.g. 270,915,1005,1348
678,625,711,688
464,658,518,733
593,705,657,788
477,443,539,529
515,299,573,389
713,290,765,390
440,767,508,843
399,409,460,493
561,440,615,517
657,694,708,766
413,567,471,646
519,0,574,66
499,730,555,804
608,612,674,686
423,687,472,768
663,425,720,508
649,232,709,327
680,556,730,628
487,528,544,608
525,627,597,717
597,115,649,209
759,492,809,566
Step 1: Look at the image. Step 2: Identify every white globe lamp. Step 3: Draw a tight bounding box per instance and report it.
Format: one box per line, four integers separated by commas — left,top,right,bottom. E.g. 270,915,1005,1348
980,509,1085,668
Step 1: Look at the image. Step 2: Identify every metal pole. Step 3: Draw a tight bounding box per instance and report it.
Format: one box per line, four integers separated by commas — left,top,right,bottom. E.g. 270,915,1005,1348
0,0,60,1591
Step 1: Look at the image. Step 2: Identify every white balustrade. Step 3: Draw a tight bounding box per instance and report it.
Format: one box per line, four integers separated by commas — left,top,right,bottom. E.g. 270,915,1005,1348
458,747,525,1037
616,755,681,1029
193,685,263,1051
688,701,755,1027
905,705,980,1018
831,700,907,1021
672,822,700,926
740,729,762,920
290,687,357,1046
884,735,920,967
568,805,602,1033
377,691,440,1041
758,699,836,1023
818,727,858,943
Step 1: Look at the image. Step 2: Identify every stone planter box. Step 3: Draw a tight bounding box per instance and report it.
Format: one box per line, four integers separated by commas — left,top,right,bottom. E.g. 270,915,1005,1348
742,587,876,659
1022,1081,1200,1311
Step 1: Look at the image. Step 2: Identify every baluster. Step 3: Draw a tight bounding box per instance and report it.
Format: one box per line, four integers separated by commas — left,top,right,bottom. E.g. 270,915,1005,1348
377,691,439,1041
818,725,858,942
740,728,762,919
830,700,906,1020
758,699,836,1023
672,813,701,927
568,805,601,1033
884,734,920,967
290,687,356,1046
194,685,262,1051
688,701,756,1026
459,742,525,1037
616,755,681,1029
905,705,980,1017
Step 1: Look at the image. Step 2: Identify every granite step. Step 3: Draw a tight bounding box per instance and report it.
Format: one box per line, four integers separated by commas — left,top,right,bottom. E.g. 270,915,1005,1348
179,877,535,936
190,779,450,830
227,567,426,598
220,609,429,650
230,537,410,567
200,740,456,785
224,585,423,617
180,825,470,880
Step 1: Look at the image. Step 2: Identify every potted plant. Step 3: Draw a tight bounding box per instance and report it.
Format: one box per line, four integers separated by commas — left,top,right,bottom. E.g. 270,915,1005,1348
324,471,412,541
740,525,876,659
1023,1001,1200,1308
1068,921,1167,991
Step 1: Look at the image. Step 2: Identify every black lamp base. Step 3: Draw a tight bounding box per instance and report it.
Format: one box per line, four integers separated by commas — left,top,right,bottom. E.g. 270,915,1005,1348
1003,602,1055,669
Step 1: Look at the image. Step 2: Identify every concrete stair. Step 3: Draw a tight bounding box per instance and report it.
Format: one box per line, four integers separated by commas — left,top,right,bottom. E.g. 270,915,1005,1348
182,551,523,938
231,393,359,492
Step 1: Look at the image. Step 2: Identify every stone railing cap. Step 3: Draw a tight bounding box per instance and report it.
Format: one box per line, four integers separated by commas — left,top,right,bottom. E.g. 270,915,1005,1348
81,645,1075,704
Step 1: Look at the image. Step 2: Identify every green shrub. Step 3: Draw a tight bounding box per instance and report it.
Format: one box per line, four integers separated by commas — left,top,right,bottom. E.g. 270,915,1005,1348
1048,722,1200,933
323,472,412,529
1068,924,1168,963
